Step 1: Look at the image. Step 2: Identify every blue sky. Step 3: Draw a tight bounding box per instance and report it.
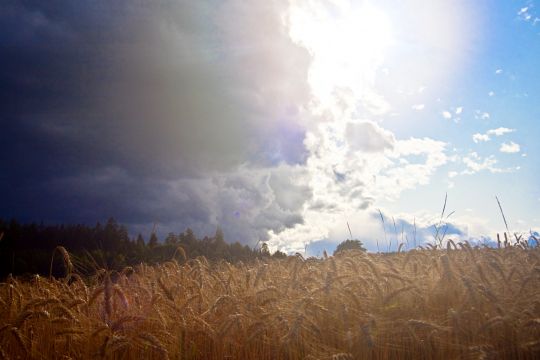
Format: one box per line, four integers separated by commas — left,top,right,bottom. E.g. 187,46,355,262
374,0,540,241
0,0,538,253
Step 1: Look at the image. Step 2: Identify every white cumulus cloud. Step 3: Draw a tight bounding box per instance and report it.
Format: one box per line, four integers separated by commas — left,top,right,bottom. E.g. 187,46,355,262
487,127,516,136
500,141,521,153
346,121,395,153
475,111,490,120
472,133,490,143
461,152,519,175
472,127,516,144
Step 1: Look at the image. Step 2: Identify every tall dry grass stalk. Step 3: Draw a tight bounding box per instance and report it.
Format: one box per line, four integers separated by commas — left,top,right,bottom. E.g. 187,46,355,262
1,245,540,359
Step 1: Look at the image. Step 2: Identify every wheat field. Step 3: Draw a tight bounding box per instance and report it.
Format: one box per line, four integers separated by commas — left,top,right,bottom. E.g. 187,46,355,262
1,244,540,359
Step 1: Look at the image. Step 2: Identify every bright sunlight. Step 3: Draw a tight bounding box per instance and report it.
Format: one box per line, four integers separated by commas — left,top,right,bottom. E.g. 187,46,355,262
289,1,393,106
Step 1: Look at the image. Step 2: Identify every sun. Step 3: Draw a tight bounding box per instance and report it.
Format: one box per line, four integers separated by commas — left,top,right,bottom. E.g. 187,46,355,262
288,1,394,106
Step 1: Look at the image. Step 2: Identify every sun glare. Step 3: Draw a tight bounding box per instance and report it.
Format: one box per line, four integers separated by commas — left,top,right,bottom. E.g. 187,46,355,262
288,1,393,106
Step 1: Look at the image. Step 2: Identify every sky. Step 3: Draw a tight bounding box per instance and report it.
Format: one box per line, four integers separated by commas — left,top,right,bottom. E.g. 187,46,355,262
1,0,539,254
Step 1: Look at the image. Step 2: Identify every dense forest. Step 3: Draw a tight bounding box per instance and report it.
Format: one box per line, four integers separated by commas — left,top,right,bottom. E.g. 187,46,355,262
0,218,287,278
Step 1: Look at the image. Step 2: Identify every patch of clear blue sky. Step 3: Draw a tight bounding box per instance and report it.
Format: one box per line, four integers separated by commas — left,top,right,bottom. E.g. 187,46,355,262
377,0,539,231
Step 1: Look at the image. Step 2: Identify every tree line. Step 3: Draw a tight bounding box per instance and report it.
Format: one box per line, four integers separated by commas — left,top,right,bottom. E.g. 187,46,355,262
0,218,287,278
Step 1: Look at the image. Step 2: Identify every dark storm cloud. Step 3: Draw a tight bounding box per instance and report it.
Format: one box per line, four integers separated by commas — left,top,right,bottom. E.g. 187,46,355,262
0,0,313,242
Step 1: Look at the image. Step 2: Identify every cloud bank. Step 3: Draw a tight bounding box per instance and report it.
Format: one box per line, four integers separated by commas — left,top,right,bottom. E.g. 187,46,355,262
1,0,477,252
0,0,313,244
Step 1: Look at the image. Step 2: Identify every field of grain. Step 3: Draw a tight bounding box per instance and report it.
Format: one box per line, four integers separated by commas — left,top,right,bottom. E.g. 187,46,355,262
1,244,540,359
